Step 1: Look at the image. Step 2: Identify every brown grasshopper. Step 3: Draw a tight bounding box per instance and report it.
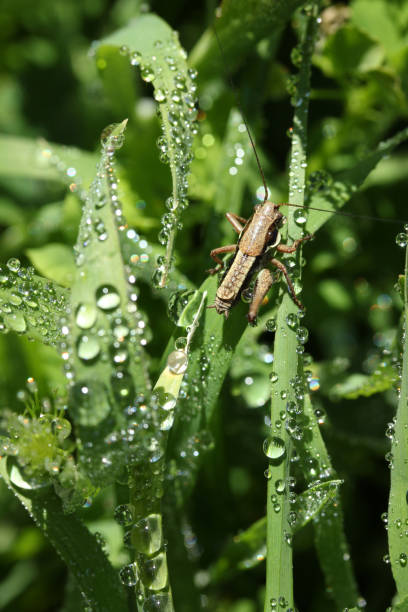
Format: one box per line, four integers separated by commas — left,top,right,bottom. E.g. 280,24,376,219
208,201,313,324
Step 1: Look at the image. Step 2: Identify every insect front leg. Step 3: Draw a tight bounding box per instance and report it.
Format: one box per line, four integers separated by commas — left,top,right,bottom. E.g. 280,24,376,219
276,234,313,253
270,257,304,310
226,212,247,234
247,268,274,325
207,244,237,275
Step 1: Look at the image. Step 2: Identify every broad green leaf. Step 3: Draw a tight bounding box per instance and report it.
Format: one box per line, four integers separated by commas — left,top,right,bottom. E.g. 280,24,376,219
0,458,127,612
97,14,197,288
26,244,76,288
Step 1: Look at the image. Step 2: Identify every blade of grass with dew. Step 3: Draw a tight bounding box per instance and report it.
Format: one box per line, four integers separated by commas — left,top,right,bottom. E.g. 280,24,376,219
68,120,151,488
125,291,207,612
0,458,127,612
209,479,342,583
96,14,197,289
0,263,68,347
264,7,320,610
0,135,96,189
166,274,248,504
300,395,360,608
388,243,408,606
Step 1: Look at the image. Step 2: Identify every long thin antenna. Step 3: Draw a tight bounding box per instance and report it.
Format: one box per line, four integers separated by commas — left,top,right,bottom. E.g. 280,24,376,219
212,20,407,227
212,24,269,204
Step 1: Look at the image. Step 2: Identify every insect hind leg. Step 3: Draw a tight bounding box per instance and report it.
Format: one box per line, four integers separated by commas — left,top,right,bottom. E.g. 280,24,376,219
270,257,304,310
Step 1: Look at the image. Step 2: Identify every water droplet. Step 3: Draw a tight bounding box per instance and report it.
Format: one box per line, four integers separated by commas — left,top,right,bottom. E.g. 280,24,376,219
266,318,276,332
7,258,21,273
96,285,121,311
400,552,408,567
294,209,308,225
139,551,168,590
119,45,129,57
275,479,286,494
114,503,134,527
269,372,279,383
77,334,100,362
75,303,97,329
130,51,141,66
154,88,167,103
141,65,155,82
263,437,286,464
296,326,309,344
119,562,138,587
167,350,188,374
286,313,298,329
396,233,408,248
132,513,162,555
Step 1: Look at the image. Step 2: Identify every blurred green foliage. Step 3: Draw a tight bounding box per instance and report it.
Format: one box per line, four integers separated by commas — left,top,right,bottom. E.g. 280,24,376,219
0,0,408,611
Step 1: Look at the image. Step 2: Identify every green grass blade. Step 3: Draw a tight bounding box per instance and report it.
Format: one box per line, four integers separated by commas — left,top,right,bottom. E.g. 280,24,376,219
388,243,408,605
0,458,127,612
97,14,197,288
264,7,320,610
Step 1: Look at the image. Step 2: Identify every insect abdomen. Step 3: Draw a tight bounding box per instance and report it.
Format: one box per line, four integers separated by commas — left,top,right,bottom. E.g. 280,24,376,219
215,251,256,315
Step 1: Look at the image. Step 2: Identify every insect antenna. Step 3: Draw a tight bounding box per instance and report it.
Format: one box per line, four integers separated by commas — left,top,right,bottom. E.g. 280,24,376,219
212,19,407,227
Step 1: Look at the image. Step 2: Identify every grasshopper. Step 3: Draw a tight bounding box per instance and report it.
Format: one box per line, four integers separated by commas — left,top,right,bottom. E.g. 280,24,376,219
208,201,313,324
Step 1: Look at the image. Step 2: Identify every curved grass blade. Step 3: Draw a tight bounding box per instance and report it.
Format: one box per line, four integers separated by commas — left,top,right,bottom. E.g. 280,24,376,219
0,458,127,612
96,14,197,288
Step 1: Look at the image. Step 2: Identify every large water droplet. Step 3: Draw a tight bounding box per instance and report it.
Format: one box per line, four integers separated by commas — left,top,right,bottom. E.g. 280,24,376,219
139,551,168,590
132,513,162,555
76,334,100,361
96,285,121,311
167,350,188,374
119,562,138,587
75,303,97,329
263,437,286,464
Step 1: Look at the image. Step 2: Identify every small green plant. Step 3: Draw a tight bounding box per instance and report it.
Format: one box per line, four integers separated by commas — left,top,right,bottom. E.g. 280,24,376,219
1,2,408,611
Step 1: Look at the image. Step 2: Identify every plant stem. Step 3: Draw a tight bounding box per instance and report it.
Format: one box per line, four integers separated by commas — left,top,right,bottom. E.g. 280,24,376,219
264,5,320,610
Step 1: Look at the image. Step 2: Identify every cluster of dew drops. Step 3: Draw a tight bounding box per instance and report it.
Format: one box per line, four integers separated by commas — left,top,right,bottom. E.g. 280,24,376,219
115,37,198,289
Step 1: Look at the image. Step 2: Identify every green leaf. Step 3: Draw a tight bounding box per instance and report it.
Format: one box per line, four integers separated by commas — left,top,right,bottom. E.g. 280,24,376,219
0,458,127,612
330,363,398,399
26,244,76,288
